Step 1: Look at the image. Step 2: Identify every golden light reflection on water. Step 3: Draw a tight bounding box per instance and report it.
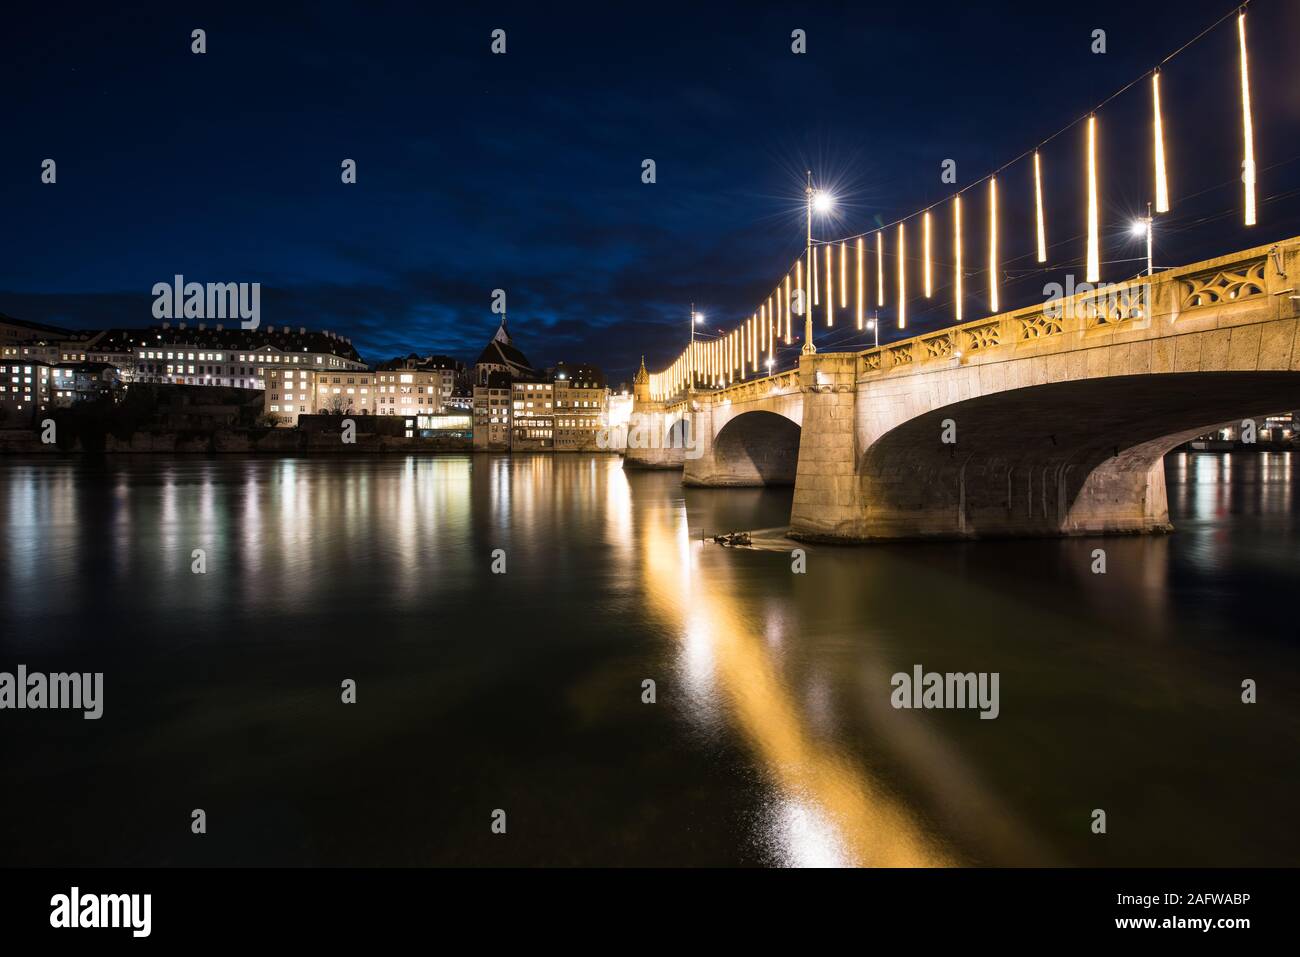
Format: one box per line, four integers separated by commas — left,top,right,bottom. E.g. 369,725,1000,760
637,499,954,867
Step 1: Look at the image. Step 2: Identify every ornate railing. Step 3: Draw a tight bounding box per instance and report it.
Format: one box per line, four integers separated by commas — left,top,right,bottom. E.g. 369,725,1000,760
852,239,1287,379
642,238,1293,403
663,368,800,408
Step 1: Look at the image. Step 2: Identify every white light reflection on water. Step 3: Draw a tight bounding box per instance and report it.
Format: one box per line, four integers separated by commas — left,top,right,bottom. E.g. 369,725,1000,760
769,798,853,868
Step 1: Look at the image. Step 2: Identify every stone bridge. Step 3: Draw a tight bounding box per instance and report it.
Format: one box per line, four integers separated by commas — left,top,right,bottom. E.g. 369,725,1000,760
626,236,1300,542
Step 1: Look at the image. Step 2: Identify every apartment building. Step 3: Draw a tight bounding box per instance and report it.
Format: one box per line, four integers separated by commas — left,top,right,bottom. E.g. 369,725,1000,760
473,317,538,450
0,359,119,424
1,321,367,394
374,354,466,415
373,368,455,417
265,369,378,425
0,360,53,424
511,378,554,450
472,371,514,450
552,362,608,451
132,323,366,389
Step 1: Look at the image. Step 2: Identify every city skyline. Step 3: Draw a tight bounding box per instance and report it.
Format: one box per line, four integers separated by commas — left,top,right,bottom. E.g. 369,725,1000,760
0,308,612,383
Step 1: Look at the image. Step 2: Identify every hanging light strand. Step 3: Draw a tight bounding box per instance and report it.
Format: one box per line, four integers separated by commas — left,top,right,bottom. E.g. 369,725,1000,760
804,243,812,331
759,300,769,371
784,274,792,343
876,231,885,307
1086,114,1100,283
988,177,999,314
825,242,833,326
1033,151,1047,263
897,221,907,329
812,246,820,305
923,212,932,297
856,236,865,330
1238,9,1256,226
795,260,804,340
954,195,963,324
839,240,848,308
774,290,782,349
1152,70,1170,214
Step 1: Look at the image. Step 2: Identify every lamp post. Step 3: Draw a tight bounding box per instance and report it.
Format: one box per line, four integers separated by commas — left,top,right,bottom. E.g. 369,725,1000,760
803,171,834,356
1132,203,1154,276
688,302,702,392
866,309,880,350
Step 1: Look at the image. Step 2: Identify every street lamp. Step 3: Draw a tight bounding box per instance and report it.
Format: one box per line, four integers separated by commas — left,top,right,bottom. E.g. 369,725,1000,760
688,303,704,391
865,310,880,350
803,171,834,356
1132,203,1154,276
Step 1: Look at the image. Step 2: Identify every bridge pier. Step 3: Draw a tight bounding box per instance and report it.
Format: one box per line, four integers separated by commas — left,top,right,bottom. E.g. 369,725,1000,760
624,360,686,470
789,354,865,537
622,406,688,470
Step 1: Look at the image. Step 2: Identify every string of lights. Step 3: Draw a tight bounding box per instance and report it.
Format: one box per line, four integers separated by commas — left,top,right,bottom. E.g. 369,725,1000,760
647,0,1262,402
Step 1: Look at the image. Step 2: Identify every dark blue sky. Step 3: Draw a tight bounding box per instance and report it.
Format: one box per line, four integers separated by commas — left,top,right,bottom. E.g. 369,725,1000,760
4,0,1300,383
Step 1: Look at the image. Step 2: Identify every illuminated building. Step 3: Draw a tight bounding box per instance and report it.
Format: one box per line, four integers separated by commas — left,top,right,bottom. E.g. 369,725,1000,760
552,362,609,451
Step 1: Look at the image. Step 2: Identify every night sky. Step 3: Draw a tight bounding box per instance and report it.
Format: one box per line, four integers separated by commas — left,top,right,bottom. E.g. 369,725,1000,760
4,0,1300,384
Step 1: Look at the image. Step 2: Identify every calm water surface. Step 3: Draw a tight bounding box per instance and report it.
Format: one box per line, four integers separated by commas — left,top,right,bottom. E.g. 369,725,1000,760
1,451,1297,866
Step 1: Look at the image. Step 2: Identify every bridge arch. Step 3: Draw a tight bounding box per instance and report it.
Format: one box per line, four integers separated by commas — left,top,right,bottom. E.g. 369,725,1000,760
854,371,1300,539
685,408,801,486
665,413,692,450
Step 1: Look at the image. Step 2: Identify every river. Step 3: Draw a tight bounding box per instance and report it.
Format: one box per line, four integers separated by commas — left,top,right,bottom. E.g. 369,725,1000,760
0,451,1296,866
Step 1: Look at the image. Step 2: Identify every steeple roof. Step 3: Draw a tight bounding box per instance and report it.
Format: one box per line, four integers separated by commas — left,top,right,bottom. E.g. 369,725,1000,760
475,315,535,377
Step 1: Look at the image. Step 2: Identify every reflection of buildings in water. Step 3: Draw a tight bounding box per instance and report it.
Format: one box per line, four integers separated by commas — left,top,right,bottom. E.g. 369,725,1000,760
1182,453,1233,520
1258,452,1292,514
5,465,78,598
241,469,264,585
1176,450,1293,521
112,473,131,579
1168,452,1190,515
